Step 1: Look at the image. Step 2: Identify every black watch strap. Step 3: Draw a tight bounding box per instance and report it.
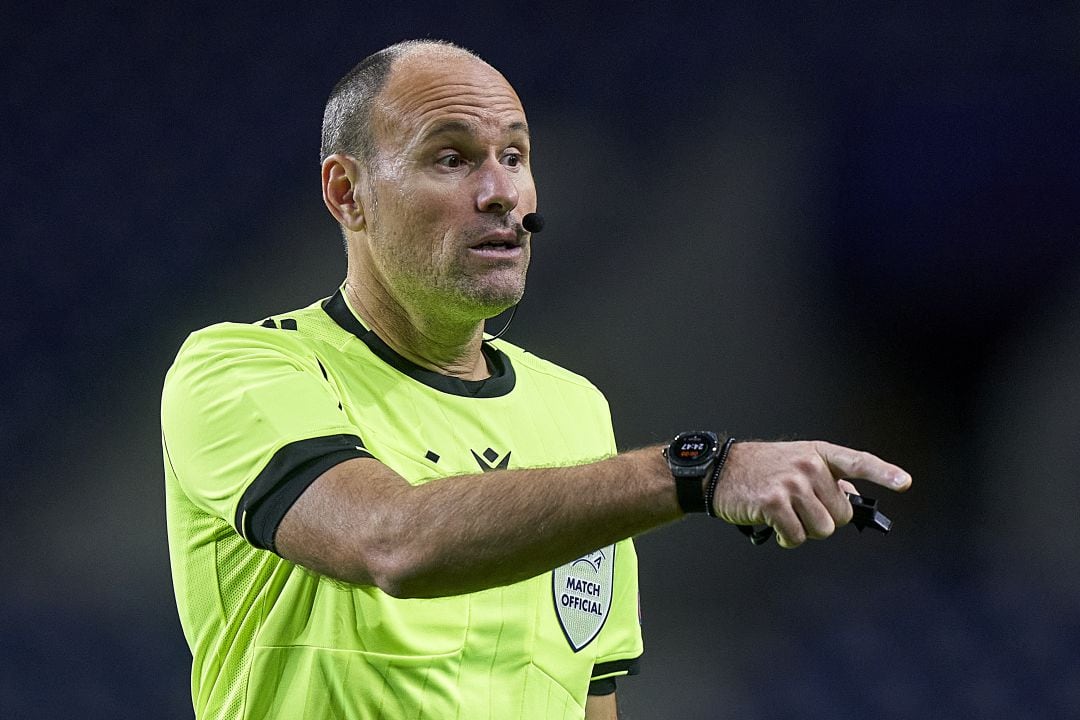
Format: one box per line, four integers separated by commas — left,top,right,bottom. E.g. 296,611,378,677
675,475,709,514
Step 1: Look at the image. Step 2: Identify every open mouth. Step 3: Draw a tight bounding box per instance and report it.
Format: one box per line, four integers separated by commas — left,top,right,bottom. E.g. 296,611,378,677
472,240,517,250
470,232,522,252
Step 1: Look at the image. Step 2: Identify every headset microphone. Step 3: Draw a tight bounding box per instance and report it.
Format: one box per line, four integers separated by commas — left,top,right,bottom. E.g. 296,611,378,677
488,213,543,341
522,212,545,233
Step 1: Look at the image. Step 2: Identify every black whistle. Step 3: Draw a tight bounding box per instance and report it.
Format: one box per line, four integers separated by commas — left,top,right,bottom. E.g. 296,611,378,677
846,493,892,534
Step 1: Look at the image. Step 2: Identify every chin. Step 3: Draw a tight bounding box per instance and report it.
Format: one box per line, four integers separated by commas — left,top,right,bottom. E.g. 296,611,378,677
461,285,525,319
476,290,524,316
458,272,526,310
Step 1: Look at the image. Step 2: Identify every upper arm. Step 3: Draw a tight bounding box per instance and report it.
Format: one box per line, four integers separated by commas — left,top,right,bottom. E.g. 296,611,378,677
273,454,414,589
161,324,371,549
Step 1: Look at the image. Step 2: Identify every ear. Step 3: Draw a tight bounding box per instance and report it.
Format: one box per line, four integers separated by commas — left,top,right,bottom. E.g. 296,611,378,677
321,154,367,232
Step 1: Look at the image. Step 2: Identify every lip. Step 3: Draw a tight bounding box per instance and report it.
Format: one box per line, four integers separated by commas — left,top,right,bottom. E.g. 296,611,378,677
469,229,521,250
467,243,524,259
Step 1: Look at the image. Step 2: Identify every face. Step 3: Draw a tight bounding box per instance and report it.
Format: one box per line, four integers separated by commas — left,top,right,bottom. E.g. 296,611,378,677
360,51,537,322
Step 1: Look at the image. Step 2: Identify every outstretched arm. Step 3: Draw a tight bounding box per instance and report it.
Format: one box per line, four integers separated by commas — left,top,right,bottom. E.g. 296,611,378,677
275,439,911,597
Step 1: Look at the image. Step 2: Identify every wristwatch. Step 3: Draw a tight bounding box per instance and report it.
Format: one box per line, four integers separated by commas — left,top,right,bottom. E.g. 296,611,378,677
664,431,721,514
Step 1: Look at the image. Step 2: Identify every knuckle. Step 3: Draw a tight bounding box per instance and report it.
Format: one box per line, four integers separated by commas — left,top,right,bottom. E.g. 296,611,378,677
760,488,788,515
778,530,805,549
779,475,814,506
807,517,836,540
792,456,819,476
796,452,830,479
776,474,804,498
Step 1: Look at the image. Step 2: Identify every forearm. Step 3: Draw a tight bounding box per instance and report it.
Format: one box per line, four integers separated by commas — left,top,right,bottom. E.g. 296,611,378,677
277,446,681,597
277,437,912,596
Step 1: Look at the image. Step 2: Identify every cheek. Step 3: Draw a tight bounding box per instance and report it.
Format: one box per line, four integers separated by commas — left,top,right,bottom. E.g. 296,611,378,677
392,185,454,229
381,206,457,269
517,169,538,203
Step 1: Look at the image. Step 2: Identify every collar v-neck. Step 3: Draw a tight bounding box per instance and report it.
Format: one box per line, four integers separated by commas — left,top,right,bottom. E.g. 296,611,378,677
321,289,517,398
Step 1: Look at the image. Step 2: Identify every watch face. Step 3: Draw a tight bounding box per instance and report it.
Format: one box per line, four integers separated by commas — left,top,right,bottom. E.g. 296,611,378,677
669,431,718,467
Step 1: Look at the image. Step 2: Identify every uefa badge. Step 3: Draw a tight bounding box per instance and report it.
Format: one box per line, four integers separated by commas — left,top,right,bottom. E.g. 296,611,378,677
552,545,615,652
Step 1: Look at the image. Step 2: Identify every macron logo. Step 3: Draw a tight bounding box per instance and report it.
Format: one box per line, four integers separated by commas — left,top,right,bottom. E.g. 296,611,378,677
471,447,511,472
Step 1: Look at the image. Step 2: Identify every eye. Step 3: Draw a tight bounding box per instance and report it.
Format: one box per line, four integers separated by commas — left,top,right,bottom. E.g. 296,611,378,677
502,151,523,168
436,153,464,168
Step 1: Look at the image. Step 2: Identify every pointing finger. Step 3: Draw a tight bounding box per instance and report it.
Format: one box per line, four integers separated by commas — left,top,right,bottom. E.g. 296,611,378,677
814,442,912,492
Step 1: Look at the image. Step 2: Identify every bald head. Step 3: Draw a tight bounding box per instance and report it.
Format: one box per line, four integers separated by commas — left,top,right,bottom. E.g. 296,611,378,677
319,39,535,323
320,40,495,168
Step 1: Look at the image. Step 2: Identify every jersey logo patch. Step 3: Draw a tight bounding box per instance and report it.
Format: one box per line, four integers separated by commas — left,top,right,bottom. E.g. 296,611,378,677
471,447,511,472
552,545,615,652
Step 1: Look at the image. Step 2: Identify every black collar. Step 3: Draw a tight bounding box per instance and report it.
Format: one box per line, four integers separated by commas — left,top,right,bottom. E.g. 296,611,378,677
321,289,516,398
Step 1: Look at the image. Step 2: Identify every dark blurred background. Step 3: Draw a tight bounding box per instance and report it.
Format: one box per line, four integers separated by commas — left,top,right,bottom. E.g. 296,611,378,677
3,2,1079,718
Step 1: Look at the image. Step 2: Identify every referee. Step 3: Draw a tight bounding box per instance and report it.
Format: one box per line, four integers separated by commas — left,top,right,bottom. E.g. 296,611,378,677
161,39,911,719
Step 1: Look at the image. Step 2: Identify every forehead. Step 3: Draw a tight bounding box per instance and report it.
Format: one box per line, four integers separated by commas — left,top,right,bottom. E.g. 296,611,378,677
375,52,527,147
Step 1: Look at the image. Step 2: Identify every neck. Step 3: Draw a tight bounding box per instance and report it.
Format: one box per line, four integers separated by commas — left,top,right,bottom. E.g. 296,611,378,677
343,278,491,382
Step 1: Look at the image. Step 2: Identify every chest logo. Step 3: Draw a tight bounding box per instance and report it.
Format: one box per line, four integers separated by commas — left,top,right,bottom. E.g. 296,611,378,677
552,545,615,652
471,447,511,472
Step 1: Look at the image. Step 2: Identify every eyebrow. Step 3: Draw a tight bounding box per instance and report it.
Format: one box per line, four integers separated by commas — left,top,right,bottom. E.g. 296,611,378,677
419,119,530,143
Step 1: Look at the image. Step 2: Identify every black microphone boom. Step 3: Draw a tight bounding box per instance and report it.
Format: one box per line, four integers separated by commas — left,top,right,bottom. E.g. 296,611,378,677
522,212,545,233
489,212,543,342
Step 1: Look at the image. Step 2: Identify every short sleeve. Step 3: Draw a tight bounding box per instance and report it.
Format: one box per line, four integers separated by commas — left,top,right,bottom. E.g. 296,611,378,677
588,537,643,694
161,322,371,551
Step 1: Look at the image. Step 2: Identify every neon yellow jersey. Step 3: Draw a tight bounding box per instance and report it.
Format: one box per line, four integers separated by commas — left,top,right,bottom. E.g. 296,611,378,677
162,289,642,720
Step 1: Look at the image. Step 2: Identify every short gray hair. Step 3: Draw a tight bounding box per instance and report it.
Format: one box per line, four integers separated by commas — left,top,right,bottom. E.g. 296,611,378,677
320,40,480,166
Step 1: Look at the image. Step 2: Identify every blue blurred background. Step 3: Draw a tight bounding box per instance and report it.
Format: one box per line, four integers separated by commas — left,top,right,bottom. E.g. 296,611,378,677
3,2,1079,718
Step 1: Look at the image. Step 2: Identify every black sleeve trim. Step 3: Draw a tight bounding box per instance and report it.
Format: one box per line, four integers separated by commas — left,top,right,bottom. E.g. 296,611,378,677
588,677,617,696
588,657,641,696
234,434,373,552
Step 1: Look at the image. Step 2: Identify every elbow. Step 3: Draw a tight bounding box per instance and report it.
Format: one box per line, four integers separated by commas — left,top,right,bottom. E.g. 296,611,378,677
314,491,449,598
363,542,433,599
367,555,411,598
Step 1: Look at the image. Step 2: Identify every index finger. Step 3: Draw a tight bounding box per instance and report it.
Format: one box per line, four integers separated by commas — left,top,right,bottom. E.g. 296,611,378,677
813,441,912,492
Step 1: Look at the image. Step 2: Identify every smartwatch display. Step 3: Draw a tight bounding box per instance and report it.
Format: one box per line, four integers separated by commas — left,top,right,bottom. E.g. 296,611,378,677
664,431,720,513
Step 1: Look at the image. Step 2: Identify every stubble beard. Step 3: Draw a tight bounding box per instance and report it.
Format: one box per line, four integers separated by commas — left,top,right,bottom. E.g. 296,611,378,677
368,219,529,326
418,252,529,324
364,161,530,323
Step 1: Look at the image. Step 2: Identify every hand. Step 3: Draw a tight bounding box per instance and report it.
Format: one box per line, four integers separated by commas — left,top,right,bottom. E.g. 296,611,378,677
710,441,911,548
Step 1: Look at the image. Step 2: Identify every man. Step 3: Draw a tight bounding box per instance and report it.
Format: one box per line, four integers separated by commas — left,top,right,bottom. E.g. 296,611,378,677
162,40,911,719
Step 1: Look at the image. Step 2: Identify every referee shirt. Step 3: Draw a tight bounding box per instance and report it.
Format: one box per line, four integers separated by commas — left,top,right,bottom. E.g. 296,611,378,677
162,288,643,719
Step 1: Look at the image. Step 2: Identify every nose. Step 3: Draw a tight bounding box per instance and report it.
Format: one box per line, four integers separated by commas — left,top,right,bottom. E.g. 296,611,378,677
474,158,519,216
